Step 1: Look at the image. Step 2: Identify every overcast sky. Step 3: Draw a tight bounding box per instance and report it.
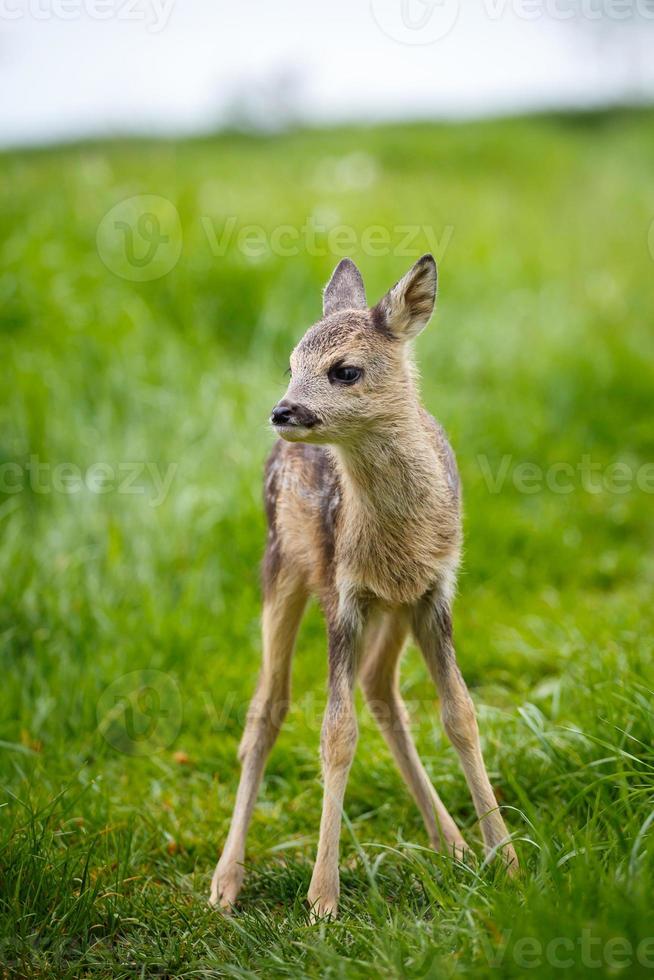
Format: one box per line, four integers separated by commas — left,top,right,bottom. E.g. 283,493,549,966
1,0,654,146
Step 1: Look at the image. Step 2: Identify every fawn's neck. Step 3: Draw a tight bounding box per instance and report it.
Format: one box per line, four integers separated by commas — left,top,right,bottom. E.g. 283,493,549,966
327,410,457,603
330,411,438,520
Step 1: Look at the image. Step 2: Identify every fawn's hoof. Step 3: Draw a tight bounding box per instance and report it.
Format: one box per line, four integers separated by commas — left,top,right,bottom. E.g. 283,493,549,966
484,840,519,877
449,841,473,865
209,859,244,911
308,894,339,923
307,872,339,922
502,843,520,876
433,829,469,864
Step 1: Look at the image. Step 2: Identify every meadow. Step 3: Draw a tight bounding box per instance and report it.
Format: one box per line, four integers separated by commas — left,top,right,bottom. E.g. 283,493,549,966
1,110,654,977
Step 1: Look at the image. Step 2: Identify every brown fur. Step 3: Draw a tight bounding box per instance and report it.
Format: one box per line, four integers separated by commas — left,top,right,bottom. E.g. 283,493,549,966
263,410,460,605
210,256,518,919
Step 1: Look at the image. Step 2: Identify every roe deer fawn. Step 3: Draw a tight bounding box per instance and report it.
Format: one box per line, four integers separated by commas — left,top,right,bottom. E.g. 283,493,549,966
210,255,518,919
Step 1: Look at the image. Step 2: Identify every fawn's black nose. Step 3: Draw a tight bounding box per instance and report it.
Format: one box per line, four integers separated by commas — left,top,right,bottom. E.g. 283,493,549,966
271,403,293,425
270,400,319,428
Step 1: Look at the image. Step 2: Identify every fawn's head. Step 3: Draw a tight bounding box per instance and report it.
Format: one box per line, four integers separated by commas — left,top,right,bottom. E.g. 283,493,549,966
271,255,437,444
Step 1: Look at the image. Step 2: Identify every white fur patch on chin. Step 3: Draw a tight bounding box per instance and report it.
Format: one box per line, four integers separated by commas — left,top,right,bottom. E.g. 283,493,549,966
277,426,312,442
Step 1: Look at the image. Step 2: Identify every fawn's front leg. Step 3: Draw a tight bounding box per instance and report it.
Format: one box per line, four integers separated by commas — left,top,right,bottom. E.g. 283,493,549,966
412,592,519,872
210,566,307,909
307,593,365,920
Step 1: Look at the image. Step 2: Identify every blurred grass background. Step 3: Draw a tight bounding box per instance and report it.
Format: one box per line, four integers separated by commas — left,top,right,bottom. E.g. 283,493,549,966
1,110,654,977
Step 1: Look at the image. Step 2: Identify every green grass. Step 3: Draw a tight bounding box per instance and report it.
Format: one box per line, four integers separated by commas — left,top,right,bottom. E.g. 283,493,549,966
1,110,654,978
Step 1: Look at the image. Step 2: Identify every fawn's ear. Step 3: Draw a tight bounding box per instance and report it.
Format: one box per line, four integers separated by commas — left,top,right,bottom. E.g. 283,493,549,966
323,258,367,316
373,254,437,340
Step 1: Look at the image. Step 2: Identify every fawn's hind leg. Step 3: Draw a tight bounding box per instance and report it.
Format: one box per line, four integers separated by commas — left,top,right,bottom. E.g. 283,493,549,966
360,610,466,857
210,564,307,908
412,593,518,872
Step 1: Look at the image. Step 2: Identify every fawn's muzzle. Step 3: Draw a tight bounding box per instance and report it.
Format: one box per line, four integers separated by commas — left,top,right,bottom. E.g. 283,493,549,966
270,400,319,429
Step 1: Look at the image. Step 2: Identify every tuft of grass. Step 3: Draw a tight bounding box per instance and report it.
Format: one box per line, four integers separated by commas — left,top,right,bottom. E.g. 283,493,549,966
1,110,654,977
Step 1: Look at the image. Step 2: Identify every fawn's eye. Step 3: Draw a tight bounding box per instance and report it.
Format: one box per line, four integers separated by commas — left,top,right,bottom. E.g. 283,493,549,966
329,365,362,385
